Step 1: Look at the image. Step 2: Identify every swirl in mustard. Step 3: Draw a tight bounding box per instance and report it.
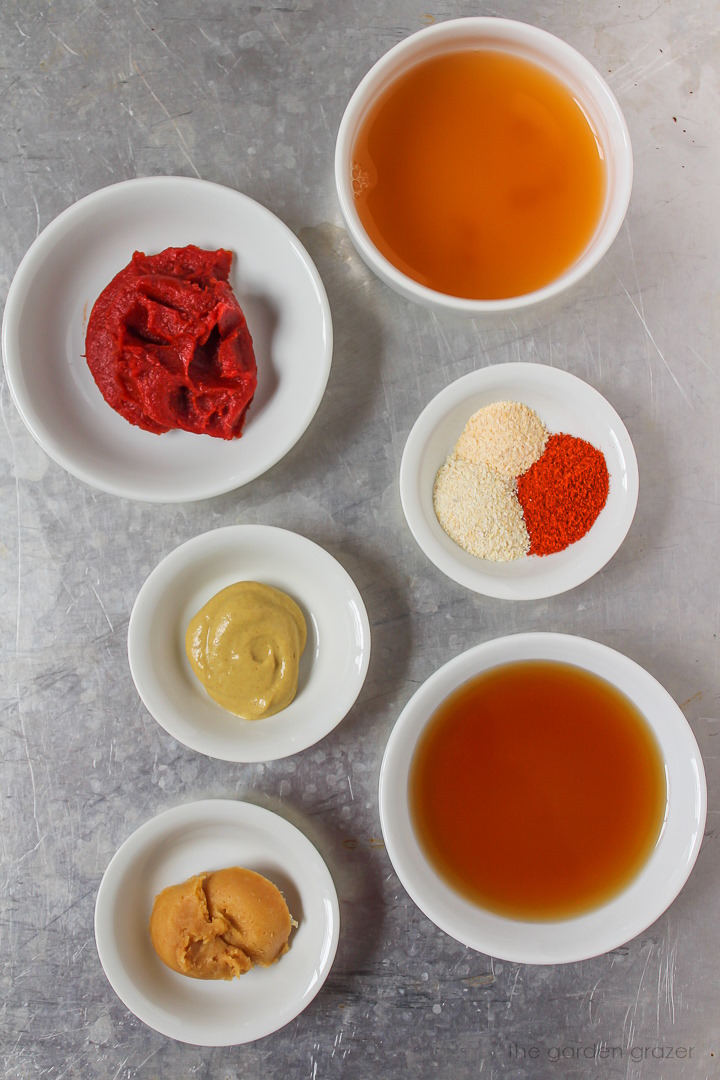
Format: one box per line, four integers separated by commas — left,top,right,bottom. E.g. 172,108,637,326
186,581,307,719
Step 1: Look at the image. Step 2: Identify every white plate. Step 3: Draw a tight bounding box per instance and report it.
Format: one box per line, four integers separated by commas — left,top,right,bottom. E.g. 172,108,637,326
94,799,340,1045
1,176,332,502
399,363,639,599
379,633,706,965
128,525,371,761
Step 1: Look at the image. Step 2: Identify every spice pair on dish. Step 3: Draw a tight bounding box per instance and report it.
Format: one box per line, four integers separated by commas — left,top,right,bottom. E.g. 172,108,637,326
433,400,608,562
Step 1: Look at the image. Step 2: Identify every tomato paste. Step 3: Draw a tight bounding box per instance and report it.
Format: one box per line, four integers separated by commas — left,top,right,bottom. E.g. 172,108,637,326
85,245,257,438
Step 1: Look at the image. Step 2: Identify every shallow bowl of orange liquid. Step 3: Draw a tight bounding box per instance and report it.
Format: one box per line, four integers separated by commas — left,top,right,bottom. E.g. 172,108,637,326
335,18,633,315
378,634,706,964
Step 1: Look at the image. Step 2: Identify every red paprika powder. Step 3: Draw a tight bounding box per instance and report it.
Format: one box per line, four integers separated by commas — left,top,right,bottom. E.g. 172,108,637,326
516,433,609,556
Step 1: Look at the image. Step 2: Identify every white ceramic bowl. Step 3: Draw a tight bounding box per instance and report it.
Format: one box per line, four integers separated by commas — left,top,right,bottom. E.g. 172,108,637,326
400,362,638,599
94,800,340,1045
379,633,706,965
1,176,332,501
335,17,632,315
128,525,371,761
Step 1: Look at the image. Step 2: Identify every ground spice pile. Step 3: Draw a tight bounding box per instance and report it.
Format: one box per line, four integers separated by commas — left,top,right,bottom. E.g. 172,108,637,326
432,400,609,562
516,433,609,556
433,456,531,561
433,401,547,562
453,400,549,476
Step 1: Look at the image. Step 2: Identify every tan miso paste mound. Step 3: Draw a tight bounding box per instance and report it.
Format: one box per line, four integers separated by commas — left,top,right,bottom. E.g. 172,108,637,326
149,867,295,980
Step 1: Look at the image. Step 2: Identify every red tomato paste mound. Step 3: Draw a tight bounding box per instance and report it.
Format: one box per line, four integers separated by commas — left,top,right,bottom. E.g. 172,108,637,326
85,245,257,439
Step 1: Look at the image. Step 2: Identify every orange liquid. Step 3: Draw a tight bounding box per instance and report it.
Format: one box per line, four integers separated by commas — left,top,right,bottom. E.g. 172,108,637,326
352,49,605,299
409,661,666,920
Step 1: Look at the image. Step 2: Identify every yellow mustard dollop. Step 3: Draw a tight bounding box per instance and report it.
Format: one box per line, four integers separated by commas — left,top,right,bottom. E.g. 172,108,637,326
185,581,307,720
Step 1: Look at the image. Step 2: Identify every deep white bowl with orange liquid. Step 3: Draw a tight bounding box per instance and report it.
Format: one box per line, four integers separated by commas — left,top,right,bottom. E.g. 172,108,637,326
335,18,633,315
379,633,706,964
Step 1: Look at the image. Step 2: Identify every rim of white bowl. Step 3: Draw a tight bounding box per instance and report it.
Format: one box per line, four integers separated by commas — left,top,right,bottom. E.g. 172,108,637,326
1,175,333,502
127,524,372,762
398,363,639,599
94,799,341,1045
379,633,707,964
335,17,633,315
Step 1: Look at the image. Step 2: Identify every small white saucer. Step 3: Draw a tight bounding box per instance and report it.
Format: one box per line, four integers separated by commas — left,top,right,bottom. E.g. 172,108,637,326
94,800,340,1045
399,362,639,599
1,176,332,502
128,525,371,761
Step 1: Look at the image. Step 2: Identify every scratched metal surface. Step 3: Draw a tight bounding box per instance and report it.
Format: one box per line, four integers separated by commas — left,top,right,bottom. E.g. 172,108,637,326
1,1,718,1077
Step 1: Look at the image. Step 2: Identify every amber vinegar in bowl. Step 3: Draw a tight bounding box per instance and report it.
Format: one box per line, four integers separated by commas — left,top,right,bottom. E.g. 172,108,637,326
336,18,633,315
409,660,667,921
378,633,706,965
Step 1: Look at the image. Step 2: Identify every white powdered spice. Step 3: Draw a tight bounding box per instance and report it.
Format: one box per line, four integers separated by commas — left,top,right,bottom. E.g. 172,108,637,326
433,453,530,562
454,400,548,477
